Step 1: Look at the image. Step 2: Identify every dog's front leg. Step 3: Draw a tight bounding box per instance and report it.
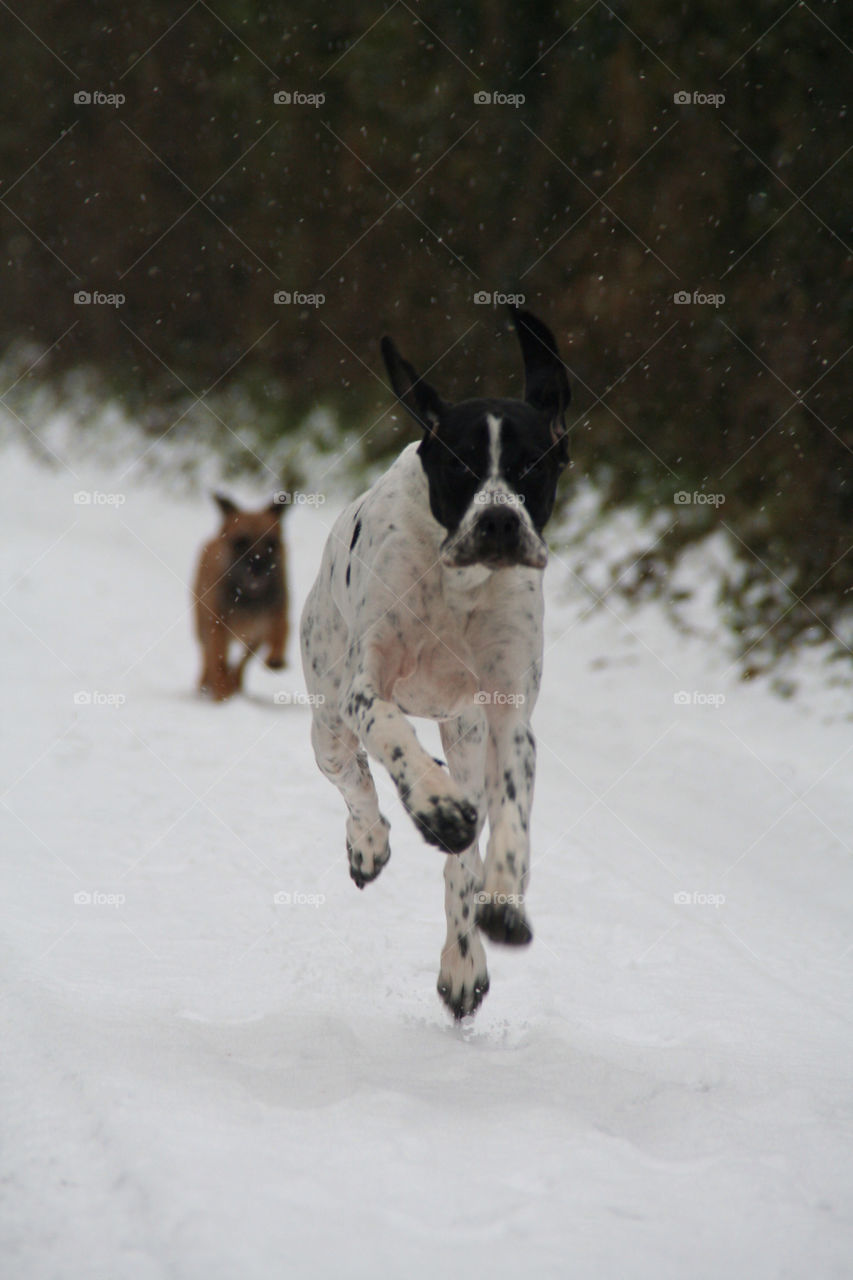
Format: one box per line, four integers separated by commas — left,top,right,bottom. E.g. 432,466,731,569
477,703,536,945
342,660,478,855
200,619,236,701
265,605,289,670
436,710,490,1018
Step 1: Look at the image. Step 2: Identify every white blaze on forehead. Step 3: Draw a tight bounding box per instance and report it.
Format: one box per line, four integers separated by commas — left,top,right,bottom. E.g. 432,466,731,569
486,414,503,480
444,409,548,567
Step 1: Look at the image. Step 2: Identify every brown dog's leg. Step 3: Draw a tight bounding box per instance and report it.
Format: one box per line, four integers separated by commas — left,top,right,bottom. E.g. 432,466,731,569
203,620,235,701
266,606,289,670
198,649,211,695
232,645,254,692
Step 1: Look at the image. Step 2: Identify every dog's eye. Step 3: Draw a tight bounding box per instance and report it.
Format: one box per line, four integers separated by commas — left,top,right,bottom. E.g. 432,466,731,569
444,453,473,477
515,459,540,482
233,537,251,555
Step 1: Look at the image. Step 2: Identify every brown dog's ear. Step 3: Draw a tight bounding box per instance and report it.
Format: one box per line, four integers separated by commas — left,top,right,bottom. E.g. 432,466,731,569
268,493,290,519
213,492,239,520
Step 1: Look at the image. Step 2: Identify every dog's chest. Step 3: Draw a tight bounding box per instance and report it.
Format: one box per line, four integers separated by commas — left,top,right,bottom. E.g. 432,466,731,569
389,581,482,719
329,444,537,720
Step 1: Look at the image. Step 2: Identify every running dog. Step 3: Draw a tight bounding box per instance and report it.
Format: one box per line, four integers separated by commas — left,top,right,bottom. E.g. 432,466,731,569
300,309,570,1017
194,493,289,700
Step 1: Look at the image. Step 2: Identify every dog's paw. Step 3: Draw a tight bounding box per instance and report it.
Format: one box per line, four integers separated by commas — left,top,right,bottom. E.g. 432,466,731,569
437,933,490,1020
407,794,478,854
347,842,390,889
265,655,286,670
475,897,533,946
346,814,391,889
199,681,235,702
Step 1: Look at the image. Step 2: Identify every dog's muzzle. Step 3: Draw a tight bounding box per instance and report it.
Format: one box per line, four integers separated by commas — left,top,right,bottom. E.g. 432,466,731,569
441,506,548,570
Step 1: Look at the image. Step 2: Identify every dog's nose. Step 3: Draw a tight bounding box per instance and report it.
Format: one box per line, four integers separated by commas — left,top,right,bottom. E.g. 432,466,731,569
477,506,520,546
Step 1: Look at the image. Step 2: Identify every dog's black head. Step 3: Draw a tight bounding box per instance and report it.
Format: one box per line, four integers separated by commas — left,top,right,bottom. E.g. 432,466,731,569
381,308,570,570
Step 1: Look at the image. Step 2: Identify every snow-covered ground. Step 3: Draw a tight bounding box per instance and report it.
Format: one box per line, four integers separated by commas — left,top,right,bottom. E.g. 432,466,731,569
2,439,852,1279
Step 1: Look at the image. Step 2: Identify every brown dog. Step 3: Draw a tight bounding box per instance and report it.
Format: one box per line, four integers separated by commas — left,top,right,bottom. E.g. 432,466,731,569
193,493,289,700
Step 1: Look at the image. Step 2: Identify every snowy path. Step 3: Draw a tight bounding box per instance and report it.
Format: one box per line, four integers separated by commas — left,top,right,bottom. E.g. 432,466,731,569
2,446,852,1279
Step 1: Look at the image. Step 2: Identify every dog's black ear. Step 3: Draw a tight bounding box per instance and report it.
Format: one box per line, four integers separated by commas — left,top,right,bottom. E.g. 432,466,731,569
213,492,239,520
381,336,445,433
511,307,571,457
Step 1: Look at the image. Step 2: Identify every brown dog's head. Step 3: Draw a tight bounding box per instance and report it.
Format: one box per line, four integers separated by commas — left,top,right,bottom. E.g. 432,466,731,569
213,492,287,608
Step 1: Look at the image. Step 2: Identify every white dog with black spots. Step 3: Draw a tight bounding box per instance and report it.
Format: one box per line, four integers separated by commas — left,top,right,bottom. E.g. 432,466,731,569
300,308,571,1018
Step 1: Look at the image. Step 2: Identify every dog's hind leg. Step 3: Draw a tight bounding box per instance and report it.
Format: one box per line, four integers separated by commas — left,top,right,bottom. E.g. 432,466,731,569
310,715,391,889
436,710,490,1018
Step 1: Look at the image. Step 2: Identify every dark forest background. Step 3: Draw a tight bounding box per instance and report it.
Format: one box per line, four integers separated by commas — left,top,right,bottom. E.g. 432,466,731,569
1,1,851,664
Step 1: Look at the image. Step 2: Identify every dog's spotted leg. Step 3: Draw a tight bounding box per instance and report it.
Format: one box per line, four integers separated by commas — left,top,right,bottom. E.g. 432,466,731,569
477,706,536,946
436,711,489,1018
439,845,490,1018
309,715,390,888
342,670,478,855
